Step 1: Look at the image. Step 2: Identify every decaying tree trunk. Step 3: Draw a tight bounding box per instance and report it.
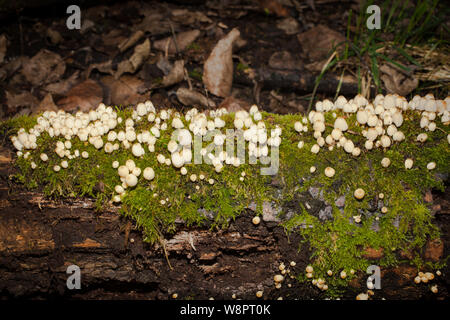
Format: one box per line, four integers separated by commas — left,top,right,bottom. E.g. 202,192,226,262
0,149,448,300
0,162,310,299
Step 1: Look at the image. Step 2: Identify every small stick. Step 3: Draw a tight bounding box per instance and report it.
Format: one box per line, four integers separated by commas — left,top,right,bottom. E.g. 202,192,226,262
184,67,193,90
169,21,180,55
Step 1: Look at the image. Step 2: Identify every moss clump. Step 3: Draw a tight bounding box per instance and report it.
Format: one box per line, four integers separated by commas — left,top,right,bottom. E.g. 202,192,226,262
1,106,449,296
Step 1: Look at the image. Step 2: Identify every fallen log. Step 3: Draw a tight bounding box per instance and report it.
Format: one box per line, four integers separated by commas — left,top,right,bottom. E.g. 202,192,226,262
0,172,310,299
234,67,376,97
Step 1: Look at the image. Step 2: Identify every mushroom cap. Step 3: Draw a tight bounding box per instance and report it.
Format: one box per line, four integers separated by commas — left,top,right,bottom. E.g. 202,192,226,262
334,117,348,131
405,158,414,169
354,188,365,200
343,140,354,153
171,152,184,168
125,174,138,187
142,167,155,181
381,157,391,168
324,167,336,177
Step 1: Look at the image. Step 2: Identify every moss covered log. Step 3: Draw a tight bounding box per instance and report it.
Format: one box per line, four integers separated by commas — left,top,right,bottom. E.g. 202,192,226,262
1,94,449,296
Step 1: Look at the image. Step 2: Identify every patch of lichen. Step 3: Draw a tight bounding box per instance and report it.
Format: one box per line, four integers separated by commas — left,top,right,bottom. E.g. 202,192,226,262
2,107,449,296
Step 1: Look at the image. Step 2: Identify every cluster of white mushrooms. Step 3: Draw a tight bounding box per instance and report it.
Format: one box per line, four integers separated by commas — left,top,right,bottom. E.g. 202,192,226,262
9,93,449,206
295,93,449,172
10,99,279,203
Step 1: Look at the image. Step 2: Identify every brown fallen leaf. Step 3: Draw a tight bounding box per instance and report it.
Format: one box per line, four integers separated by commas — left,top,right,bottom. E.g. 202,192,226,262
153,30,201,55
0,34,8,64
118,30,144,53
380,64,418,96
161,60,185,87
268,51,302,70
5,91,38,113
297,25,345,62
57,79,103,112
176,87,215,108
44,71,80,95
115,38,151,79
257,0,290,17
156,55,173,75
171,9,213,25
21,49,65,86
203,28,241,98
101,29,127,49
0,56,27,81
276,17,300,35
86,60,114,79
46,28,63,45
34,93,58,114
102,75,147,106
219,96,250,113
80,19,95,34
133,13,176,36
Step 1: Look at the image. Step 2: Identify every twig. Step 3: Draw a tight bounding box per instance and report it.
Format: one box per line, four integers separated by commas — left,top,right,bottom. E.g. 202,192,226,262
169,21,180,56
184,67,193,90
270,90,290,108
158,235,173,270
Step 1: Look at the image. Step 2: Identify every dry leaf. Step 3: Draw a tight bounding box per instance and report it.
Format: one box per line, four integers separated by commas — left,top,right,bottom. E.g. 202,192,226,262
380,64,418,96
162,60,185,87
102,75,147,106
44,71,80,95
268,51,302,70
101,29,127,48
21,49,65,86
0,56,27,81
57,79,103,112
80,19,95,34
5,91,38,113
115,38,150,79
133,13,175,36
219,96,250,113
176,87,215,107
34,93,58,114
86,60,114,78
118,30,144,53
46,28,63,45
156,55,173,75
153,30,201,55
0,34,8,64
257,0,290,17
276,17,300,35
171,9,213,25
297,25,345,62
203,28,241,98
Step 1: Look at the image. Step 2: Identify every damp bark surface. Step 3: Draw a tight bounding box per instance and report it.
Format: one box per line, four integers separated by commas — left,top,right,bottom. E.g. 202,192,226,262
0,158,448,300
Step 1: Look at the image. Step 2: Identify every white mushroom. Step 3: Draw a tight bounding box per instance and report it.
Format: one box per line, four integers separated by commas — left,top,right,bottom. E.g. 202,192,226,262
334,117,348,132
324,167,335,178
427,162,436,170
143,167,155,180
405,158,414,169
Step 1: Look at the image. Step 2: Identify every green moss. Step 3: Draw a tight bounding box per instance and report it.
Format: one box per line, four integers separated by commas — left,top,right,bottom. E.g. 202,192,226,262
236,62,249,72
188,69,203,81
186,42,201,51
2,107,449,296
